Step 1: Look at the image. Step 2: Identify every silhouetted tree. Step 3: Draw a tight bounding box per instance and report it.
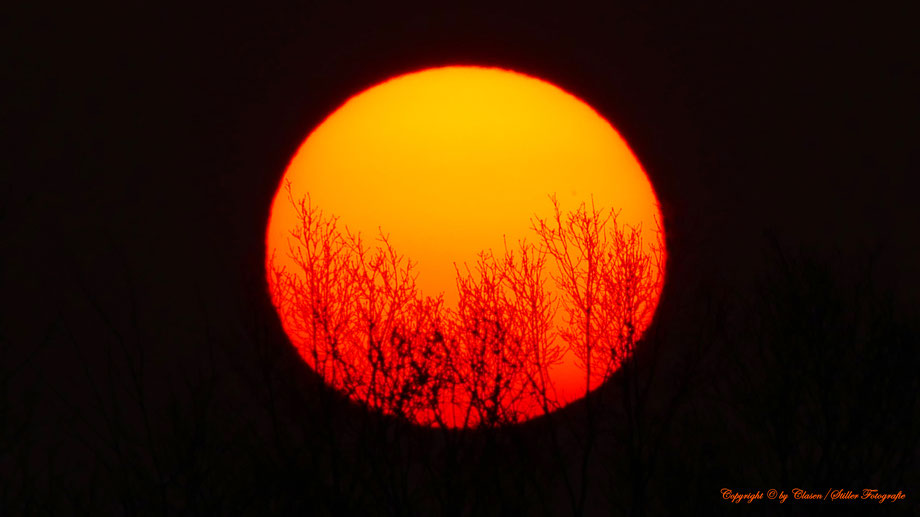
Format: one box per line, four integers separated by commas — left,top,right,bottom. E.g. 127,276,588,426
450,243,559,427
499,239,562,415
533,195,663,392
726,241,920,491
269,187,576,429
529,195,666,516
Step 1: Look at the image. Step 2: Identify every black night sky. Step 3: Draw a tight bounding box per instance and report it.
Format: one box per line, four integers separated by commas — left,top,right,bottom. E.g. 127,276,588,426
4,2,918,515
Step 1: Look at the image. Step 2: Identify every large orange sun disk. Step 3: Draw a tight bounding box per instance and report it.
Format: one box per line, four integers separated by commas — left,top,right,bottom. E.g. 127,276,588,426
266,66,665,426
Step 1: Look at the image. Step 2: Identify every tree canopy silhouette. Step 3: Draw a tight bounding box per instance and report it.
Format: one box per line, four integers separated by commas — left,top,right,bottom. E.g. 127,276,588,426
268,183,665,427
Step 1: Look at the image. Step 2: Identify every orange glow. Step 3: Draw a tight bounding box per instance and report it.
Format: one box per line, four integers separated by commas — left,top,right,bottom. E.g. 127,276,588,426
266,66,665,426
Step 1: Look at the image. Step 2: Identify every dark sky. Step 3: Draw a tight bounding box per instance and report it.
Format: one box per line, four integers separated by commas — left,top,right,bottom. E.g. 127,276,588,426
7,3,916,318
3,2,918,513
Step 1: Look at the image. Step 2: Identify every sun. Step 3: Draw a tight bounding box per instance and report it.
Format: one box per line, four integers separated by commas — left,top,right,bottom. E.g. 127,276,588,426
266,65,665,427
